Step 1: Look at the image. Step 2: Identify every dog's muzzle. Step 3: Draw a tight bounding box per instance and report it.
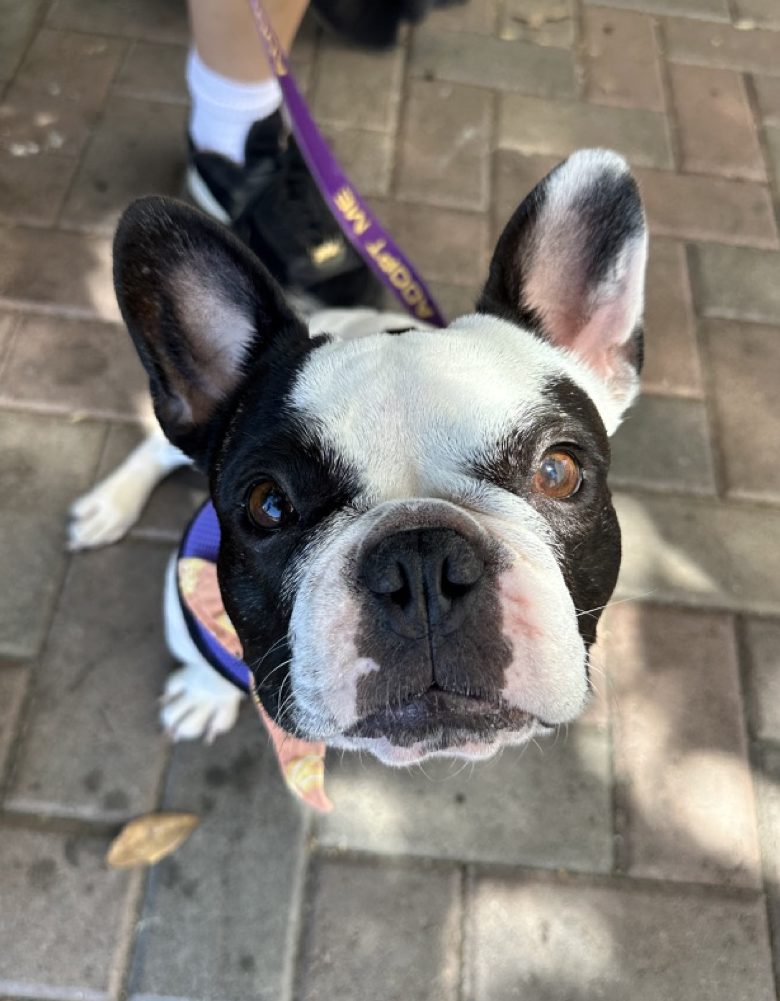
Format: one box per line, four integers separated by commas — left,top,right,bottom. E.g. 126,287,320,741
346,523,519,747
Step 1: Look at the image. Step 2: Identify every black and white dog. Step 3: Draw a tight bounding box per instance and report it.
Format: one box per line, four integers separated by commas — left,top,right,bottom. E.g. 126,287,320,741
69,149,647,765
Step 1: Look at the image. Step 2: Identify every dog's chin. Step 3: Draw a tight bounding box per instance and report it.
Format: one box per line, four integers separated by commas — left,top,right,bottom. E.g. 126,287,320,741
327,691,546,765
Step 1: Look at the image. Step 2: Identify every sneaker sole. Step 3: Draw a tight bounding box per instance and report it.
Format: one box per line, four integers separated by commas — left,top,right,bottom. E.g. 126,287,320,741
185,165,231,226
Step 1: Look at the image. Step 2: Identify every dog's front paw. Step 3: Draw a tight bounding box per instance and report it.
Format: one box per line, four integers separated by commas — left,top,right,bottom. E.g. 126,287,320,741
68,478,147,550
160,663,244,743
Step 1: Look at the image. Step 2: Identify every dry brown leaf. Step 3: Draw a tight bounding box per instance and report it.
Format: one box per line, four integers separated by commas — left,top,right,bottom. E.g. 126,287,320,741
106,812,199,868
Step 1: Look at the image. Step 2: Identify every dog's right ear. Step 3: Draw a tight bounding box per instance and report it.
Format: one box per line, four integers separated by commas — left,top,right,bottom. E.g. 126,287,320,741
114,196,309,463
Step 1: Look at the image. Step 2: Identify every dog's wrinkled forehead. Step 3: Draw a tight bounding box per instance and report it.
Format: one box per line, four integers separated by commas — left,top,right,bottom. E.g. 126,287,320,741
289,313,618,502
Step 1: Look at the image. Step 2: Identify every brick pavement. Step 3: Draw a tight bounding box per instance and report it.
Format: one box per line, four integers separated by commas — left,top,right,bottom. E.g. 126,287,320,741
0,0,779,998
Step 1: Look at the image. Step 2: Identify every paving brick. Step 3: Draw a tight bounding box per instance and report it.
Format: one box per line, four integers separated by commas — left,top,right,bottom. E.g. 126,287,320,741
371,198,489,287
297,857,460,1001
610,395,716,494
410,30,576,98
322,125,394,198
0,828,135,999
642,238,702,397
466,871,775,1001
669,63,765,181
317,726,612,871
113,40,188,103
314,40,404,132
6,542,169,820
0,314,147,419
424,0,497,34
0,83,98,158
0,149,78,226
61,95,187,234
0,225,118,319
127,713,305,1001
396,80,492,211
613,492,780,615
703,319,780,502
0,407,102,650
498,94,673,168
754,75,780,124
664,17,780,75
744,618,780,741
586,0,729,17
0,512,68,659
0,0,43,83
584,7,664,112
603,603,760,886
96,422,206,542
15,28,127,107
47,0,189,44
734,0,780,27
637,167,777,247
0,663,29,780
690,243,780,324
497,0,575,48
0,410,105,516
430,282,479,321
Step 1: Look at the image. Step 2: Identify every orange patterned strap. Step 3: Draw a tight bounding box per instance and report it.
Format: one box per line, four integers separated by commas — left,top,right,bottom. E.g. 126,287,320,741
178,557,332,813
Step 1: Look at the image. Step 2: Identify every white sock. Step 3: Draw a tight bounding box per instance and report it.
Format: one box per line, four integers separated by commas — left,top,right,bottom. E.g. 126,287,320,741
187,48,282,165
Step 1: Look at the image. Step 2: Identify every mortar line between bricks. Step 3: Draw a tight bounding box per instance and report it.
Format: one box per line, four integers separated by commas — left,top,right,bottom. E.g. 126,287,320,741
278,814,315,1001
112,743,173,1001
745,72,780,236
684,249,732,500
0,299,119,324
387,22,413,201
0,399,150,424
749,748,780,997
653,16,682,172
599,641,623,876
455,864,468,1001
571,0,587,102
288,825,321,1001
309,842,767,901
0,312,21,384
0,559,78,806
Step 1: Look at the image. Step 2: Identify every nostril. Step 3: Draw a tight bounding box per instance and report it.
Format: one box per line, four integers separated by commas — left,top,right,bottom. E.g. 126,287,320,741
363,557,404,595
389,575,412,609
442,548,484,589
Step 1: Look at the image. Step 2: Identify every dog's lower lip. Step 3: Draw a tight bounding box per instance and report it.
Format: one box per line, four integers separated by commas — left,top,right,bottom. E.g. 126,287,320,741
345,690,532,742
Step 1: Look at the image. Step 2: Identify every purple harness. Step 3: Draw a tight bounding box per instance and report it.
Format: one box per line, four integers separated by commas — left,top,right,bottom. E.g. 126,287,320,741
178,502,249,693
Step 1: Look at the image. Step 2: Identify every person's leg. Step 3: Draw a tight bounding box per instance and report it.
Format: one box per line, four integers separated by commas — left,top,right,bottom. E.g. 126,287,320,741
186,0,308,163
184,0,380,309
188,0,308,82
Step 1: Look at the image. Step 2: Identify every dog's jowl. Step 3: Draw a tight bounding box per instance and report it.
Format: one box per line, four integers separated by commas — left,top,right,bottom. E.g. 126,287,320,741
107,149,647,764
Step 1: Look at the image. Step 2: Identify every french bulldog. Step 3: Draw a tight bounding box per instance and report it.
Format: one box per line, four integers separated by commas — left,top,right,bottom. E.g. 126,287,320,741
69,148,647,765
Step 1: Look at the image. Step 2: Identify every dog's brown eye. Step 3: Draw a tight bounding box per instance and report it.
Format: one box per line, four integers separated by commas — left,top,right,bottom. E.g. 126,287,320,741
533,450,582,500
247,480,296,530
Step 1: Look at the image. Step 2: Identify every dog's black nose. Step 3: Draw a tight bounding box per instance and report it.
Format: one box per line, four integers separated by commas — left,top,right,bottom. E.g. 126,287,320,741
361,528,484,638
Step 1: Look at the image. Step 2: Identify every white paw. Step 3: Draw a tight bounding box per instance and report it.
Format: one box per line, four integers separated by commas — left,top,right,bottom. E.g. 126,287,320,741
160,663,244,743
68,478,147,550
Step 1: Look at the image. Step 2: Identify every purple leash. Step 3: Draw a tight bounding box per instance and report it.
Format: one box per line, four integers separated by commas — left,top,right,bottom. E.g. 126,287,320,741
247,0,447,328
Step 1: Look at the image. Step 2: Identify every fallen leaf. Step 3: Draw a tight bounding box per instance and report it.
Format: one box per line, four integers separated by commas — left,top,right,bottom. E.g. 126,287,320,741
106,812,199,868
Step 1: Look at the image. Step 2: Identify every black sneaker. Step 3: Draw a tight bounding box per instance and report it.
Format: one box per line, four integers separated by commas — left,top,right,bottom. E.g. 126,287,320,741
186,111,382,310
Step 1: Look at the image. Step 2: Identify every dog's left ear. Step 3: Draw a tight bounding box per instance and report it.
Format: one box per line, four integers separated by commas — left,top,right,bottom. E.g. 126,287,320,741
477,149,648,425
